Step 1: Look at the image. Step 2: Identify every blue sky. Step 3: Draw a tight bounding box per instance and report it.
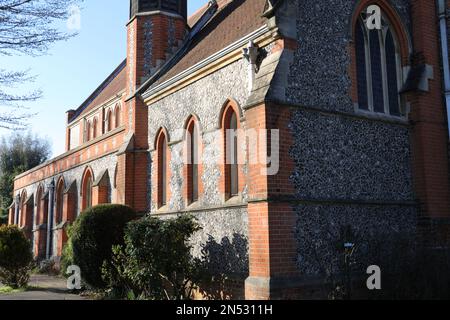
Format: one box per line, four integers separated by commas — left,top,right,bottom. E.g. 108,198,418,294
0,0,206,157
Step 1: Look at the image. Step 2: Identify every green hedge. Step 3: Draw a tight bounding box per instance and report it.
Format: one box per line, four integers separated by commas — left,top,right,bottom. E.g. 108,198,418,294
69,204,136,289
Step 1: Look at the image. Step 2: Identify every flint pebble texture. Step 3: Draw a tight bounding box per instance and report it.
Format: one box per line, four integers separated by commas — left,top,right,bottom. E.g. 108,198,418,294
147,59,250,273
286,0,411,112
285,0,417,275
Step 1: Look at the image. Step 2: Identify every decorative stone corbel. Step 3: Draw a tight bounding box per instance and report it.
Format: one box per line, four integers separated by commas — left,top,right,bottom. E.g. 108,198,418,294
243,41,261,93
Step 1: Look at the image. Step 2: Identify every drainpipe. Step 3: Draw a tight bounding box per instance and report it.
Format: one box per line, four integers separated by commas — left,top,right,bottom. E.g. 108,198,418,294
438,0,450,138
46,180,55,260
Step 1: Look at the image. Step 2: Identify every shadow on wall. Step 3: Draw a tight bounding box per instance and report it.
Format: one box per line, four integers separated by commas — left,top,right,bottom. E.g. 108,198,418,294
296,211,450,300
196,233,249,300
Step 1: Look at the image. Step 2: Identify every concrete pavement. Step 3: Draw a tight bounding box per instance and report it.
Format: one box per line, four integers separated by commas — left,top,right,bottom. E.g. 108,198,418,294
0,274,87,300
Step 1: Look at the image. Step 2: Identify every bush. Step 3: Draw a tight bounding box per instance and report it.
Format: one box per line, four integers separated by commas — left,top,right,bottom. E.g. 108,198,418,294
0,225,33,288
69,204,136,289
60,223,75,277
102,215,203,300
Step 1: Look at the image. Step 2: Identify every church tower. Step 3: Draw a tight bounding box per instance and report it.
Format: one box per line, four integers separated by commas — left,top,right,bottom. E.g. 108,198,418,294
118,1,187,213
127,0,188,95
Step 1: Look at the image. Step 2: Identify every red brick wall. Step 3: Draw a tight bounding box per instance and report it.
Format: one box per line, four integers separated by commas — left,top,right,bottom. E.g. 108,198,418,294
8,206,14,225
14,129,126,191
244,101,301,300
409,0,450,219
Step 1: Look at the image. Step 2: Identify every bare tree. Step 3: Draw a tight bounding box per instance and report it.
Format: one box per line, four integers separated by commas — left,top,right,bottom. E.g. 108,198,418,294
0,0,82,129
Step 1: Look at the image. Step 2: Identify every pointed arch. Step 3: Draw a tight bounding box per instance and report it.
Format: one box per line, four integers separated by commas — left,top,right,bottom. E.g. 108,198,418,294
220,101,242,199
106,109,113,132
156,129,169,208
92,117,98,139
153,127,171,151
86,120,92,142
350,0,411,59
184,115,201,204
19,189,27,228
55,176,65,224
81,166,94,211
35,184,44,225
218,98,243,129
114,104,121,128
350,1,410,116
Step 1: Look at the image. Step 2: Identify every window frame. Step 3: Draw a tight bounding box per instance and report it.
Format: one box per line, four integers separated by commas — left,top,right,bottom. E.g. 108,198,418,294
186,118,199,205
222,105,240,200
55,178,65,224
157,131,168,208
81,169,93,210
355,12,404,117
114,105,121,128
92,117,98,140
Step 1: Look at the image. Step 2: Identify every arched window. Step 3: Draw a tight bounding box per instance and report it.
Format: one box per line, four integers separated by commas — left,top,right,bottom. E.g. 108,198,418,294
86,121,91,142
223,106,239,198
20,190,27,227
157,131,168,208
35,185,43,225
55,178,65,224
92,118,98,139
82,168,93,210
186,119,199,204
114,105,121,128
106,110,113,132
355,10,403,116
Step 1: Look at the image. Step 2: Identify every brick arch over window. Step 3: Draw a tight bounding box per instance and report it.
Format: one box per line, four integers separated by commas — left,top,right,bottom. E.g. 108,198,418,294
351,0,410,56
217,98,243,130
81,167,94,211
152,126,171,150
183,115,203,205
350,0,411,113
55,177,65,224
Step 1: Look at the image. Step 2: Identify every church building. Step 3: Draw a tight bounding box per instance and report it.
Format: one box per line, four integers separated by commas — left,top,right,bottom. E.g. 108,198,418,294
8,0,450,299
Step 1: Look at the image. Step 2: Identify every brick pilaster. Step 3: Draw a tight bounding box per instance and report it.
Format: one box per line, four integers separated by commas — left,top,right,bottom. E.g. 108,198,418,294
244,102,300,300
409,0,450,222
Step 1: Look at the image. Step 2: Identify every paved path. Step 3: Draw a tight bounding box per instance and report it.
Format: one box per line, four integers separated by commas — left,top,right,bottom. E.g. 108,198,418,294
0,274,87,300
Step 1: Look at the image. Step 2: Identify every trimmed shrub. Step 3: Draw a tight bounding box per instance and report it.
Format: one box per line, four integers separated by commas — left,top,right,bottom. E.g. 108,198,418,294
70,204,136,289
0,225,33,288
102,215,203,300
60,223,75,277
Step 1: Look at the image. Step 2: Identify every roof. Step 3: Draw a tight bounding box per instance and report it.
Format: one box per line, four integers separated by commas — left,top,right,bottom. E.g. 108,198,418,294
70,60,127,123
152,0,267,87
70,0,268,122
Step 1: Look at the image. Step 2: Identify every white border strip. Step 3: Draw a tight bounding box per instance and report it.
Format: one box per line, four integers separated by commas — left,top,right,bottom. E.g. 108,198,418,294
141,25,269,100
